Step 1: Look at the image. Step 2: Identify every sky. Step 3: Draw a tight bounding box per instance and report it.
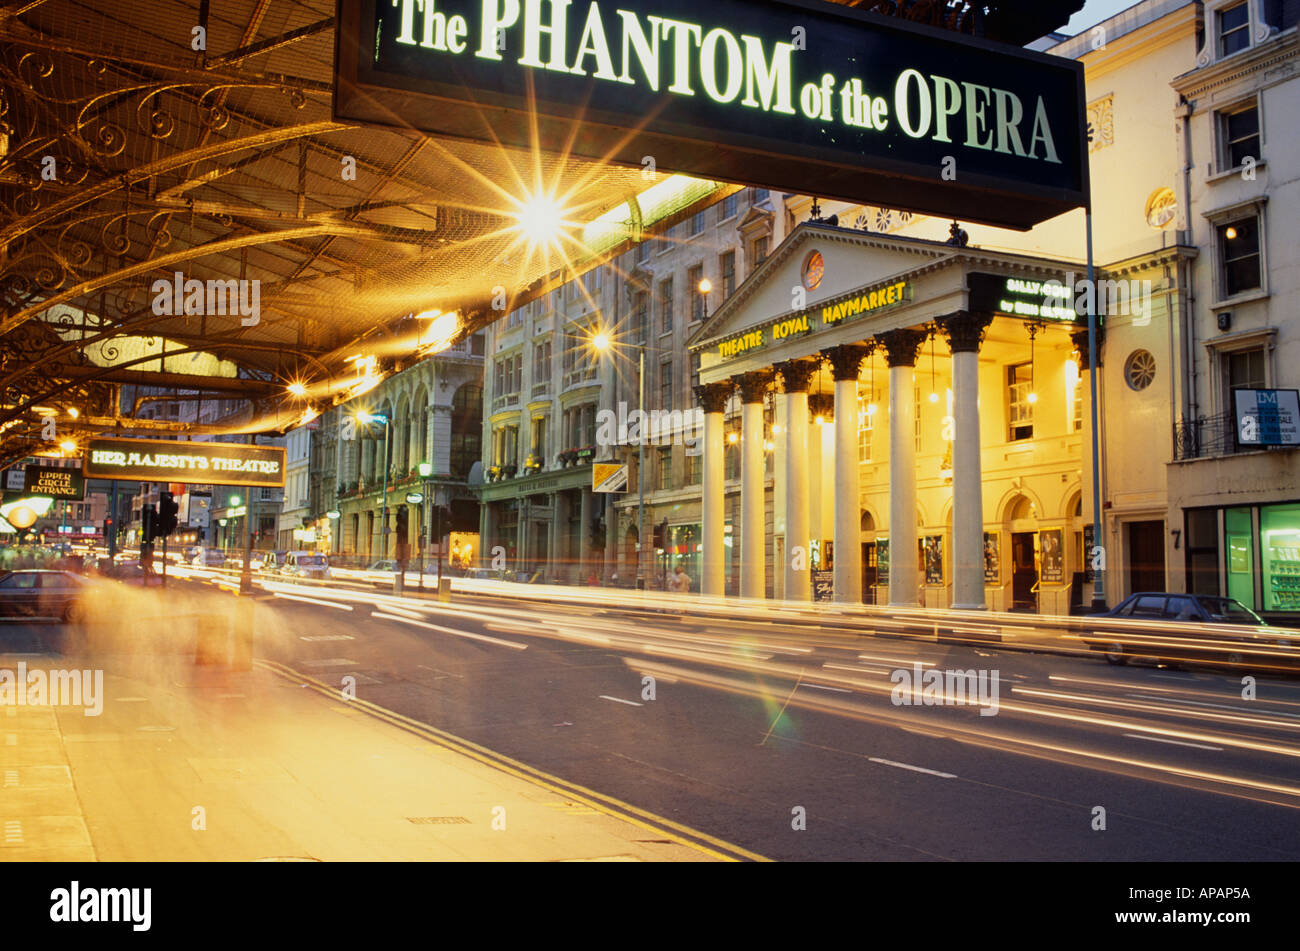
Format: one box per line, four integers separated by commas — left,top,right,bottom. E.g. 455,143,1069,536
1062,0,1144,35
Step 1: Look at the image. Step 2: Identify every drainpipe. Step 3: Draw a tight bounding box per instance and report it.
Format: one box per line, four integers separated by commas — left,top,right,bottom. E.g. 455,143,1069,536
1178,99,1199,426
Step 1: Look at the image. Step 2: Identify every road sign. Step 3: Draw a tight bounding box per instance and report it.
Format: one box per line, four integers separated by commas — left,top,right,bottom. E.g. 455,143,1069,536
593,463,629,493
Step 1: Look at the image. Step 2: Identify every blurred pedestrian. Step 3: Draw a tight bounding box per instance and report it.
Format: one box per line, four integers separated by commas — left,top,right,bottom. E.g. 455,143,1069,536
671,565,692,593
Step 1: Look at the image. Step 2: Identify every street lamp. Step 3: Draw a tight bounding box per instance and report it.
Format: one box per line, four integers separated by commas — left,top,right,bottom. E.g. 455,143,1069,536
358,412,391,562
418,461,432,589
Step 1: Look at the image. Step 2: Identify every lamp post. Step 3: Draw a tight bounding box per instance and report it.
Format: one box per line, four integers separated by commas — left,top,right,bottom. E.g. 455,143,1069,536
359,412,391,562
418,461,432,590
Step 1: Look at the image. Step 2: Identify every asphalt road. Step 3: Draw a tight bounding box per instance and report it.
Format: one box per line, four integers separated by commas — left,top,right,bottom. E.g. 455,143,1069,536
220,574,1300,861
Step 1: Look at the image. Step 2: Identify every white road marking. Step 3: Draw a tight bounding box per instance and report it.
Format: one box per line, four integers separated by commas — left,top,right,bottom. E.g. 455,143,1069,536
275,593,354,610
299,634,356,642
371,613,528,651
3,770,16,787
1122,733,1223,751
868,758,957,779
3,820,22,844
599,695,643,707
300,658,360,668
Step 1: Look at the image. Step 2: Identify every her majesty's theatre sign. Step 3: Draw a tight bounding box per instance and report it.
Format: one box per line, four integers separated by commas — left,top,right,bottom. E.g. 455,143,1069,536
82,438,286,488
335,0,1088,230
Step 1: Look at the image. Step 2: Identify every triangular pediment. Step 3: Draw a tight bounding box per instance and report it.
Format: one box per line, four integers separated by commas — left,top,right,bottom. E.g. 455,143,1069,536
688,223,955,349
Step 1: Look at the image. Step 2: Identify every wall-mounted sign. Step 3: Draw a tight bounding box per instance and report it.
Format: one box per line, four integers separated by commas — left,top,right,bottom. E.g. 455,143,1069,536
593,463,629,493
336,0,1087,231
4,469,25,491
406,492,425,504
1039,528,1064,584
968,272,1076,322
923,535,944,585
812,569,834,602
82,438,286,488
23,465,85,500
982,531,1000,585
1234,389,1300,447
877,537,889,586
715,279,911,361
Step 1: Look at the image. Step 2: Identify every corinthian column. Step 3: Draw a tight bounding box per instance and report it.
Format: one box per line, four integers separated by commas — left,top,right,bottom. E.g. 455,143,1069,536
695,382,733,597
939,311,993,610
735,370,774,599
774,359,819,602
821,345,870,604
877,328,927,607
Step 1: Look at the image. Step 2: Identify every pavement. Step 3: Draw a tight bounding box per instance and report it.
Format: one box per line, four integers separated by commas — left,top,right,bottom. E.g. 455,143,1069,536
0,612,744,862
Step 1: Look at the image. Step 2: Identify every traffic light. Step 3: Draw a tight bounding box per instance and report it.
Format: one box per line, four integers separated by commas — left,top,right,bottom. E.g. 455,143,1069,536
102,516,113,538
141,503,157,544
158,491,179,537
652,519,667,550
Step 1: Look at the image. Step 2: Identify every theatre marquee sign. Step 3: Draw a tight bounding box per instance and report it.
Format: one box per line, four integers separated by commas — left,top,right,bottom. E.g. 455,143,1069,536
336,0,1087,230
83,438,286,488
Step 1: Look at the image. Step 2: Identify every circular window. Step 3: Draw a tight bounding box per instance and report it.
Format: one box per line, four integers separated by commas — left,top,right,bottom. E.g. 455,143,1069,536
802,251,825,290
1125,349,1156,390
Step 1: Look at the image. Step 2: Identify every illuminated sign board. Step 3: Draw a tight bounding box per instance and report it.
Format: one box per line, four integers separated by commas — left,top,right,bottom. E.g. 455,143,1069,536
82,438,286,488
968,271,1078,322
715,279,910,361
335,0,1087,230
23,465,85,500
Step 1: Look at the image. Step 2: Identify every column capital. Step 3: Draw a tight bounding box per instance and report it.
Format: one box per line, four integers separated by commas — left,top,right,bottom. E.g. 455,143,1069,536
820,344,870,381
774,358,820,393
937,311,993,353
732,369,775,404
875,328,928,367
694,381,733,414
1070,326,1106,370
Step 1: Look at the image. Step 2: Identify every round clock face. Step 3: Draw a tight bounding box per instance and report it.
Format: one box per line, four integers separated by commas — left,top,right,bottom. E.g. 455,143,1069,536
803,251,825,291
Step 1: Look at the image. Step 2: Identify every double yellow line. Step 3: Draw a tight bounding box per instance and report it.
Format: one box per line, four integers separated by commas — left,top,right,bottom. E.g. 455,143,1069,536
256,658,769,862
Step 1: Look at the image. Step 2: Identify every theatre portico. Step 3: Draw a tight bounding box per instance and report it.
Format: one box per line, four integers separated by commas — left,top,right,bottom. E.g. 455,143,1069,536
689,222,1100,614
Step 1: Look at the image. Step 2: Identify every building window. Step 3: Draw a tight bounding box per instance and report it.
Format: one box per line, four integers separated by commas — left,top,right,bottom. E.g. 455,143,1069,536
719,251,736,297
720,193,738,221
1008,363,1034,441
659,277,674,333
1218,216,1261,297
750,236,769,268
858,394,874,463
1124,350,1157,391
688,265,706,322
690,352,701,395
684,451,701,486
660,361,673,409
534,340,551,382
657,447,674,490
530,417,547,461
1226,347,1267,408
690,211,705,236
470,333,485,356
637,240,650,263
633,290,649,343
724,422,740,480
1218,102,1260,171
1218,2,1251,57
751,187,770,204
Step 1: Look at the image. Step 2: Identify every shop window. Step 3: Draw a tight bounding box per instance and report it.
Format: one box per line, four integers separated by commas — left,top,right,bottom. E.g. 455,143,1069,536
1225,506,1255,609
1007,363,1034,441
1217,216,1261,297
1218,2,1251,56
1261,503,1300,612
1185,508,1220,597
1217,102,1260,172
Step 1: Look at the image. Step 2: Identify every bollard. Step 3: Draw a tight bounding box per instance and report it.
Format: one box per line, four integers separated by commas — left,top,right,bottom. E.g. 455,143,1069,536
195,614,230,666
438,576,451,603
231,598,255,671
393,571,404,596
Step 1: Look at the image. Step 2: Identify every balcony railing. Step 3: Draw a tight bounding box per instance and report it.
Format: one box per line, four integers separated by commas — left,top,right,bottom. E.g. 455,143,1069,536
531,381,552,399
1174,413,1242,461
491,392,521,411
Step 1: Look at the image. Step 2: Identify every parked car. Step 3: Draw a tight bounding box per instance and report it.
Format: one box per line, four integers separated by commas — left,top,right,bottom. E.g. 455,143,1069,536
0,570,89,622
281,551,330,580
1080,592,1292,667
365,559,398,573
